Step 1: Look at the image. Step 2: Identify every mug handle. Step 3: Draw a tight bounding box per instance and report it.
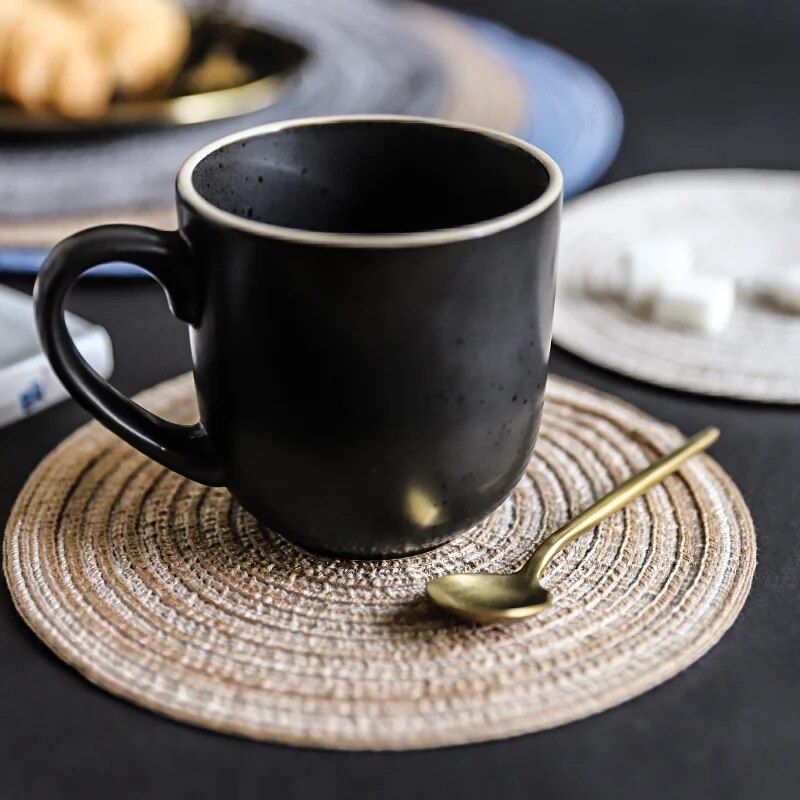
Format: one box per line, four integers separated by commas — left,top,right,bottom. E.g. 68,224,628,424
34,224,225,486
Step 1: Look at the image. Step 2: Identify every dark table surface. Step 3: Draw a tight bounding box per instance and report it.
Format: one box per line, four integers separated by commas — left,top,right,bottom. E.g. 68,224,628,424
1,1,798,798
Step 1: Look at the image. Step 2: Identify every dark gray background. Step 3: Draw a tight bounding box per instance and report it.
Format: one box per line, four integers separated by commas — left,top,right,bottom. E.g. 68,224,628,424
1,1,798,797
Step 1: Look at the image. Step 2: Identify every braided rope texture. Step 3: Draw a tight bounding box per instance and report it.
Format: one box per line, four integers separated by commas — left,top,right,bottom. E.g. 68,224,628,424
554,170,800,402
4,374,755,749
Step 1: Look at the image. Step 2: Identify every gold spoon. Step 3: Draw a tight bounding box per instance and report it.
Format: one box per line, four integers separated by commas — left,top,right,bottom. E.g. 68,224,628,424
427,426,720,624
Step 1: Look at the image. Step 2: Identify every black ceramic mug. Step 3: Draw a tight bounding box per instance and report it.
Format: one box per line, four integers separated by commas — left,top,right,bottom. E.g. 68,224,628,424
35,115,562,558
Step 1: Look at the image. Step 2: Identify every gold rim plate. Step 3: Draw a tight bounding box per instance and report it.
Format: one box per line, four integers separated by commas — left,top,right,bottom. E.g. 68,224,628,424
0,19,307,133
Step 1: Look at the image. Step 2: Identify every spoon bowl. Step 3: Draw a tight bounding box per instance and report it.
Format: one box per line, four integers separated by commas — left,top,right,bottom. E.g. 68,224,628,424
427,572,552,624
426,428,720,624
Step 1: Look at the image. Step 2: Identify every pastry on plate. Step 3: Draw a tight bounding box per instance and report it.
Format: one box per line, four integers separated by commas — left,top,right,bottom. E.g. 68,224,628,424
0,0,189,118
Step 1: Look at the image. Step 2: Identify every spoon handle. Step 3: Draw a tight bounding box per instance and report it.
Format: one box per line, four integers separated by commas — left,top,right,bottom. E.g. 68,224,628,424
522,427,720,582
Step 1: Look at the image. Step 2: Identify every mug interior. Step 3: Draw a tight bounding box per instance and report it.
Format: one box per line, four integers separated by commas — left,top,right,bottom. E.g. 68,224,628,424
189,118,552,236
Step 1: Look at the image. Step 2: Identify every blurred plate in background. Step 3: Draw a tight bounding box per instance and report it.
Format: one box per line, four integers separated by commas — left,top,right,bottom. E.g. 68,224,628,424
0,3,623,276
0,19,307,134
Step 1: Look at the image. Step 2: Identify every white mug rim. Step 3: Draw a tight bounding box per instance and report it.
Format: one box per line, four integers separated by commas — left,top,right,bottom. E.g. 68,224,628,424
177,114,563,249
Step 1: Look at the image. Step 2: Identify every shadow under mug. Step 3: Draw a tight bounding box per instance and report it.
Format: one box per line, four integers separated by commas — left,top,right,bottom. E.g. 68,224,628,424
34,115,563,558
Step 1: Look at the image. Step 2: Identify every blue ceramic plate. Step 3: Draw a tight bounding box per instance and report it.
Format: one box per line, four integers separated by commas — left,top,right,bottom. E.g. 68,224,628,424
468,16,623,198
0,248,145,277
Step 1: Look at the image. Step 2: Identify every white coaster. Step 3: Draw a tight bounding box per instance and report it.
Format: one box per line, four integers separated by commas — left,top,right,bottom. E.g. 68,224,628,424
554,170,800,403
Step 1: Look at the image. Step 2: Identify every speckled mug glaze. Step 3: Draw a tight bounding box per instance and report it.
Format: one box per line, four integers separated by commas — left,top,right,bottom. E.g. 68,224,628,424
35,116,562,557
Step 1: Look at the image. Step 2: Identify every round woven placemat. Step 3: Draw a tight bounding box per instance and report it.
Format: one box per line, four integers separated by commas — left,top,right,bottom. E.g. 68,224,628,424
468,16,623,198
554,170,800,402
0,206,177,250
401,3,525,134
4,374,755,750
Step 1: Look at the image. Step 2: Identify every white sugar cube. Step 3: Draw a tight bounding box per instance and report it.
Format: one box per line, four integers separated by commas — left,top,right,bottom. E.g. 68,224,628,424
762,265,800,313
583,259,625,298
622,237,695,307
651,274,735,334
